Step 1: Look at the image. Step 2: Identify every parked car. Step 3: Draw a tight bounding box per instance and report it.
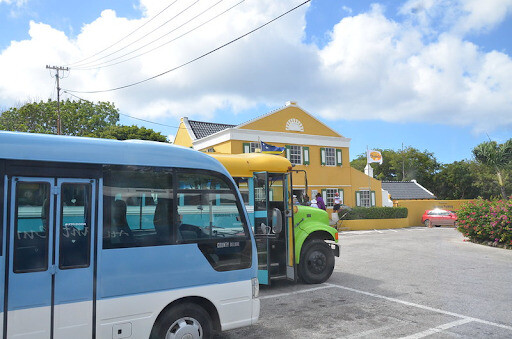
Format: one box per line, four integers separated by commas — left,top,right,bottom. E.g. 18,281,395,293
421,209,457,227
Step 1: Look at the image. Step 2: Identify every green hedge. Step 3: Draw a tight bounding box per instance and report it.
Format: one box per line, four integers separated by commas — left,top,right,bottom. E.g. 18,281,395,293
457,198,512,246
338,207,408,220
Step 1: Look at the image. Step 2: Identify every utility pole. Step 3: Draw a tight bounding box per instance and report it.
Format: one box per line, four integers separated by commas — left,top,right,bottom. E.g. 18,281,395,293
402,142,405,181
46,65,69,135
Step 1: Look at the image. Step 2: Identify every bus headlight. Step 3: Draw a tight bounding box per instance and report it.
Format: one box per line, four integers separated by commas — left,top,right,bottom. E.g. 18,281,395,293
252,278,259,298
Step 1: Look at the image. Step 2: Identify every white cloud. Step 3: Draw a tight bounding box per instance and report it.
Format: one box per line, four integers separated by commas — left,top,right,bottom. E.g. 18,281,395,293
455,0,512,34
314,5,512,130
0,0,511,134
0,0,27,6
400,0,512,35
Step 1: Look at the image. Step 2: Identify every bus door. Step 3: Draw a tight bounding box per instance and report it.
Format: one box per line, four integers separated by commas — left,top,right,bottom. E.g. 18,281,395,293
253,172,295,285
6,177,95,339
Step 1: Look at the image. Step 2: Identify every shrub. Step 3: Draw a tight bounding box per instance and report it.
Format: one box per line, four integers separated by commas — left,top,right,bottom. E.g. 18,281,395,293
457,198,512,246
339,207,408,220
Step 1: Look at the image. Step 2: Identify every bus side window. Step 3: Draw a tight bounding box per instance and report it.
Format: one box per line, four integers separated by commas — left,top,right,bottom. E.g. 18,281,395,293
176,171,249,242
102,166,173,249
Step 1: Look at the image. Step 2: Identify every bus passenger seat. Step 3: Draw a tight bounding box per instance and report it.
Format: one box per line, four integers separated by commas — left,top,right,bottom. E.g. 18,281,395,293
111,200,133,243
154,199,173,242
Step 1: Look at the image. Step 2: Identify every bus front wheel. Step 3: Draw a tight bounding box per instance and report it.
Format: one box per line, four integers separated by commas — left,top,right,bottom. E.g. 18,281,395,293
150,303,213,339
299,239,335,284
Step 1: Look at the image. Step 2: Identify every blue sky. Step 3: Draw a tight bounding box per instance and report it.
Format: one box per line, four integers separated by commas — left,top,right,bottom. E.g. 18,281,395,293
1,0,511,164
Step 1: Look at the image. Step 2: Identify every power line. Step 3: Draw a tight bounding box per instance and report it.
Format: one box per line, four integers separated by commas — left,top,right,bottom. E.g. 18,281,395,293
67,0,179,67
74,0,231,71
73,0,200,69
63,91,181,130
64,0,311,94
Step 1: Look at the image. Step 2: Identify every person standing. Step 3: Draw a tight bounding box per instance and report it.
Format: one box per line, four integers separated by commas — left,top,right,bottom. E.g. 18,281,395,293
316,193,326,211
310,198,318,208
333,192,342,213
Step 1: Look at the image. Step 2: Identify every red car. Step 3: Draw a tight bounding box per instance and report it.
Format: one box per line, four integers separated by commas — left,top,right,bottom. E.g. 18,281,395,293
421,209,457,227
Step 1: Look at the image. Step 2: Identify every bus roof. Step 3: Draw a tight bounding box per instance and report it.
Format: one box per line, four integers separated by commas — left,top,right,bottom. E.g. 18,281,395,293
209,153,292,177
0,131,228,174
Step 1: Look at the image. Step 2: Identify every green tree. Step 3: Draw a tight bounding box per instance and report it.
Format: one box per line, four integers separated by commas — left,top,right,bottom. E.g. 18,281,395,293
97,125,167,142
472,139,512,199
433,161,480,199
0,99,119,136
351,147,440,192
471,162,512,199
0,99,167,142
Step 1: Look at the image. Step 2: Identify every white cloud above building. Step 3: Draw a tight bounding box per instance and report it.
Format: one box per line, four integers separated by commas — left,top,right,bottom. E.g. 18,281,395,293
0,0,511,133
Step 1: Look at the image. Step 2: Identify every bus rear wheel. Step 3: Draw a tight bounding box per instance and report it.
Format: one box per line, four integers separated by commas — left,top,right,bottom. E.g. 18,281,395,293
150,303,213,339
299,239,335,284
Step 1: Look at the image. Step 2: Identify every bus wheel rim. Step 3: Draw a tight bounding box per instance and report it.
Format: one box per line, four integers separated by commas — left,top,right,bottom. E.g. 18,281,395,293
166,317,203,339
308,250,327,274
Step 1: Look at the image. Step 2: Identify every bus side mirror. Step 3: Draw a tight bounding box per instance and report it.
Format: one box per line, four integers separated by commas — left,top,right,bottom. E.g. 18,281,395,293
272,208,283,234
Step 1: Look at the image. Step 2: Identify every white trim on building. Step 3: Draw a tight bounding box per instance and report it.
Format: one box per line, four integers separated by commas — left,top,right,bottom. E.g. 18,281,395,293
193,128,351,150
181,117,197,140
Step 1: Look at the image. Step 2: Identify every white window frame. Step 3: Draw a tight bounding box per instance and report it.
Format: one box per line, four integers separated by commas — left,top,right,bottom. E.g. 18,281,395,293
288,145,303,165
323,188,342,207
325,148,336,166
250,142,260,153
356,190,376,207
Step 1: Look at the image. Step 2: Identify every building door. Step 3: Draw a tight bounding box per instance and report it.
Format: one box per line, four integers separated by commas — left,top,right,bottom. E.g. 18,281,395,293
6,177,95,339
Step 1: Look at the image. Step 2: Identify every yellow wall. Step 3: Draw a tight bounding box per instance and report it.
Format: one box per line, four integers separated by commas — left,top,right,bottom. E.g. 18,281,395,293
200,140,232,153
173,120,193,148
340,218,409,231
239,106,342,137
395,200,472,226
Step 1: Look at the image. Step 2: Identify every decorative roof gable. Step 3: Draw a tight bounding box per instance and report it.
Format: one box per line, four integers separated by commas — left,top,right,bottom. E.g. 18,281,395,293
237,101,343,138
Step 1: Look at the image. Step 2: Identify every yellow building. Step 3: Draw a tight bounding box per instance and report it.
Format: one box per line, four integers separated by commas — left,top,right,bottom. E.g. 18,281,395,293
174,101,382,211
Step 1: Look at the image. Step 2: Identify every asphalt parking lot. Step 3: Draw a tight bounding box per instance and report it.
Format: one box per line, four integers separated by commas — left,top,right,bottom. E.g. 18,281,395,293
219,227,512,338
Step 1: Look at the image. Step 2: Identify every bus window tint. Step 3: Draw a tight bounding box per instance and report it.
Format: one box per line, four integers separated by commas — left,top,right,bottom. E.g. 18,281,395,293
177,192,247,241
59,183,91,269
177,171,249,242
178,172,230,190
14,182,50,272
103,166,173,248
234,177,250,205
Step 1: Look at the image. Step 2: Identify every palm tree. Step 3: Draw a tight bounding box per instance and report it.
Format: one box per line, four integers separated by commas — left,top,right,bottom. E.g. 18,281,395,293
472,139,512,199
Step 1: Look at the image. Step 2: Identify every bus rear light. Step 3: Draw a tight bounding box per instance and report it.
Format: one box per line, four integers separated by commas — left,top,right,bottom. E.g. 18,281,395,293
335,232,339,241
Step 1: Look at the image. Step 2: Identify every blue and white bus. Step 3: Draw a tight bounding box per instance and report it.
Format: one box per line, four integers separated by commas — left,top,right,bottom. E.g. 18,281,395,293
0,131,259,339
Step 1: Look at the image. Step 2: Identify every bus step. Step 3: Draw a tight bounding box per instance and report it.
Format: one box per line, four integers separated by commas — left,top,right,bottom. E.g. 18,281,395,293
270,274,287,281
258,262,280,270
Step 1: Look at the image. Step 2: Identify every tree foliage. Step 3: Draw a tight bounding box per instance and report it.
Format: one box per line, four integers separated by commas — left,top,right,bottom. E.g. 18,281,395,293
433,161,481,199
0,99,167,142
351,147,440,192
351,143,512,200
472,139,512,199
97,125,167,142
0,99,119,136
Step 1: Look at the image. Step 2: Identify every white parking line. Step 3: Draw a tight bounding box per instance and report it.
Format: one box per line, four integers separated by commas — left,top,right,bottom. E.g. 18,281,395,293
399,318,474,339
259,284,332,300
340,228,428,236
325,283,512,332
344,325,396,338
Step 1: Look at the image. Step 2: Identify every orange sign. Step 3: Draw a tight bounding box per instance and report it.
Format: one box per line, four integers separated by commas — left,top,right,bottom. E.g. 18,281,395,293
367,150,383,164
